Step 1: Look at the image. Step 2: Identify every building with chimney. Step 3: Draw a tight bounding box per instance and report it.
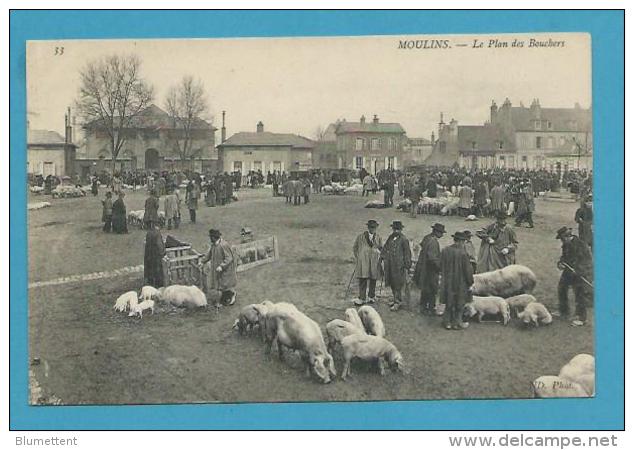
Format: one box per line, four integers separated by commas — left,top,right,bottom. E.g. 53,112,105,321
334,114,407,173
76,104,217,176
27,108,77,177
425,99,592,171
217,121,315,175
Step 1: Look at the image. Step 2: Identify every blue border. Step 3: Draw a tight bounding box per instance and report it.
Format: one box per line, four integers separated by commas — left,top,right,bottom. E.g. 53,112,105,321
10,10,624,430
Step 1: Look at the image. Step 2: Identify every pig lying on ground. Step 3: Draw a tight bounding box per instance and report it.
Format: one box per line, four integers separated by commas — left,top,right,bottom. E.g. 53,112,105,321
344,308,366,333
140,285,160,302
506,294,536,317
157,285,208,308
263,305,336,383
325,319,364,354
473,265,537,298
559,354,595,396
532,375,589,398
233,301,273,335
114,291,138,312
129,299,155,318
340,334,403,380
463,296,510,325
517,302,552,327
357,305,386,337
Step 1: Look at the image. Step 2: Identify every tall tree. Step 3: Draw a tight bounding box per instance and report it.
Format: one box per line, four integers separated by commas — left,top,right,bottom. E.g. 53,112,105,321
164,76,210,167
76,54,154,167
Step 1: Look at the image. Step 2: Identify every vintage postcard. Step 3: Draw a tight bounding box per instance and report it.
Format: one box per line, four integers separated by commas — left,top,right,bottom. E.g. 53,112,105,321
26,32,594,406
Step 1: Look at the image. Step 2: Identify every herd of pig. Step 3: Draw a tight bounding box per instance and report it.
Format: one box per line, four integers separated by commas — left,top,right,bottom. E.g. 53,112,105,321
113,284,208,317
234,301,402,384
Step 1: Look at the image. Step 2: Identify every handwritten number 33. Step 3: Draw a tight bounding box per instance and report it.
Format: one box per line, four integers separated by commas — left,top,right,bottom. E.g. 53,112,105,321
55,47,64,55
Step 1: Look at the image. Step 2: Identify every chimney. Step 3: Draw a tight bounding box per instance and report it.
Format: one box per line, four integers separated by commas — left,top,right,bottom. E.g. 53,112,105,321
438,112,445,134
490,100,498,124
256,121,264,133
530,98,541,119
431,131,435,145
360,115,366,125
221,110,227,142
64,107,72,144
373,114,379,124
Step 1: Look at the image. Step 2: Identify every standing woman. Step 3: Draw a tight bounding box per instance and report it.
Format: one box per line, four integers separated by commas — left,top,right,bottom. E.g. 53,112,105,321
111,191,128,234
144,221,166,287
185,180,199,223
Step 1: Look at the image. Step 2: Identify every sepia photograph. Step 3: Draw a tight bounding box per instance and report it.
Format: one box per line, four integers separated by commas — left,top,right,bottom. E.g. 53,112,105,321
25,32,595,406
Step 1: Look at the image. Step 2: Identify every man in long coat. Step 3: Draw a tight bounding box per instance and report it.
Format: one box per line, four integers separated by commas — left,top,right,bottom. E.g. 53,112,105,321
413,223,445,315
554,226,593,326
440,231,474,330
458,183,474,217
143,190,160,229
144,221,166,287
380,221,412,311
476,211,518,273
200,228,238,306
164,189,180,230
489,182,506,218
352,220,383,306
575,195,593,250
111,191,128,234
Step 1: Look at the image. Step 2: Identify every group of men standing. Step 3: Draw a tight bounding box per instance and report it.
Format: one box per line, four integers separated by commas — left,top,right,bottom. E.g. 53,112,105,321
351,208,593,328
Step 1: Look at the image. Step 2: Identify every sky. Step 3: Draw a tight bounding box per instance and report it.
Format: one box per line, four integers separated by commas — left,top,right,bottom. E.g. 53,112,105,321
26,32,591,141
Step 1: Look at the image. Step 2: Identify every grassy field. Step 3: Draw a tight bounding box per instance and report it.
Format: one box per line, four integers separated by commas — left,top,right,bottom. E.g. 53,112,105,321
28,187,593,404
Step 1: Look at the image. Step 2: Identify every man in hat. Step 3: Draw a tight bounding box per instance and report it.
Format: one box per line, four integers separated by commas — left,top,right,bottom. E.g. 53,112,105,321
144,189,160,230
463,230,477,273
352,220,383,305
380,221,412,311
554,226,593,326
439,231,474,330
413,223,445,315
515,180,535,228
475,211,518,273
200,229,238,306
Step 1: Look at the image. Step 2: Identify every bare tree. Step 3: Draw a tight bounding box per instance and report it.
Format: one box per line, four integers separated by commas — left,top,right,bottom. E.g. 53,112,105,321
313,125,327,142
164,76,210,167
76,54,154,167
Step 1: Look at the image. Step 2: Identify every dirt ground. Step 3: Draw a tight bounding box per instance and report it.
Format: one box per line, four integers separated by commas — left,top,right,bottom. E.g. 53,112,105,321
28,187,593,405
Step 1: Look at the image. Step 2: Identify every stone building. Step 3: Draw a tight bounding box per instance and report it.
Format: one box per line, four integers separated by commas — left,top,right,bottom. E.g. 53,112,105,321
217,121,315,175
76,104,217,176
334,115,406,173
402,136,433,168
27,110,76,177
425,99,592,171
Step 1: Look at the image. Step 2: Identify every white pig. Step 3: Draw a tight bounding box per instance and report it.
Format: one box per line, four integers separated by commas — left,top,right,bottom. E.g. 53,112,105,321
357,305,386,337
340,334,403,380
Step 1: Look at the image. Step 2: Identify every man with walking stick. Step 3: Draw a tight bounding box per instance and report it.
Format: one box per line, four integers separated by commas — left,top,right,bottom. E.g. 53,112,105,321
352,220,383,306
381,221,412,312
553,226,593,327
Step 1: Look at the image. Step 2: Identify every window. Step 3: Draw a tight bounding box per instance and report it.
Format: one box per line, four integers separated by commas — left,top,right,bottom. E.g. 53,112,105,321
355,138,364,151
547,121,553,130
355,156,364,169
233,161,243,173
253,161,263,172
508,155,515,168
522,155,528,169
499,155,506,168
471,141,477,150
535,121,542,130
498,141,504,150
387,156,395,169
388,137,398,151
559,136,566,146
371,138,379,150
536,136,542,149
